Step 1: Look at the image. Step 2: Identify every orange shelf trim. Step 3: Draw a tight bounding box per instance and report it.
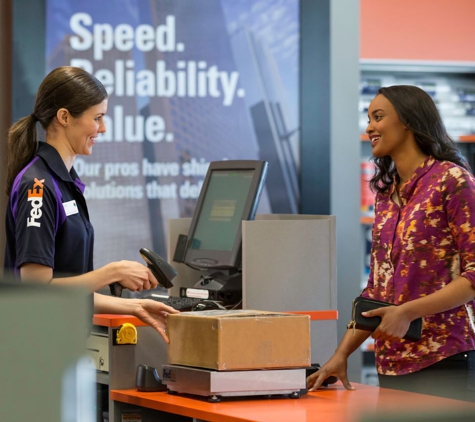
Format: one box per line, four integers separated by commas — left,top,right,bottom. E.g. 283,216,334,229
93,310,338,327
93,314,148,327
287,310,338,320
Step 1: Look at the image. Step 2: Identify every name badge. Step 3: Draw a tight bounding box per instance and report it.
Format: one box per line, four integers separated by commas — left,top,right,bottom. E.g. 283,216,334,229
63,200,79,216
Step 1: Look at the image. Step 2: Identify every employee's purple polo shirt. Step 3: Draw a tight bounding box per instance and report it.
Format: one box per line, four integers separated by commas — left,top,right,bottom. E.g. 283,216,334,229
4,142,94,278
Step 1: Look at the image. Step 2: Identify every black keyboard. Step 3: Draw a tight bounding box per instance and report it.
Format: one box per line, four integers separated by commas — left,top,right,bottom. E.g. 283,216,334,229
142,294,204,311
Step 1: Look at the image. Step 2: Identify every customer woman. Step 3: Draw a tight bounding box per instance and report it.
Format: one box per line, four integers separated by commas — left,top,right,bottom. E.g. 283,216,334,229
307,85,475,401
4,66,178,341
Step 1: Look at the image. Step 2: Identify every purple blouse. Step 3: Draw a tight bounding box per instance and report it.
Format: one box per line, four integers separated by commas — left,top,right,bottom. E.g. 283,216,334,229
363,156,475,375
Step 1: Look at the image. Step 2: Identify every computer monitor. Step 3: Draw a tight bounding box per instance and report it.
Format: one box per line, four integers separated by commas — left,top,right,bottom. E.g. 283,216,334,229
179,160,268,303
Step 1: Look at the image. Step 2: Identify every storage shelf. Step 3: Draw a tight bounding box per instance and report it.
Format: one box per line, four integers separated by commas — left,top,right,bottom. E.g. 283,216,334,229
459,135,475,142
360,59,475,74
361,216,374,225
361,133,475,143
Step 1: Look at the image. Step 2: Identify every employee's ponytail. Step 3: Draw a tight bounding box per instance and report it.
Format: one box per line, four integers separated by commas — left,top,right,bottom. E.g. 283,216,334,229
5,114,40,196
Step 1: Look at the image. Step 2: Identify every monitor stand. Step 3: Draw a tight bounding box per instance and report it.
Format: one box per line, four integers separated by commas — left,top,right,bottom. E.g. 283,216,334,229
179,269,242,306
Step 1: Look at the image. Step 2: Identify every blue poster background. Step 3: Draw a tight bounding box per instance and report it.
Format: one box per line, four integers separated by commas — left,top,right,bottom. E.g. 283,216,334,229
45,0,299,268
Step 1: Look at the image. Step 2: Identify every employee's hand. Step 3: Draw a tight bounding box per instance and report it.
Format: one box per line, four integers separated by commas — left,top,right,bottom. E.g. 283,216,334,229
134,299,180,343
112,260,159,292
363,305,411,342
307,353,354,392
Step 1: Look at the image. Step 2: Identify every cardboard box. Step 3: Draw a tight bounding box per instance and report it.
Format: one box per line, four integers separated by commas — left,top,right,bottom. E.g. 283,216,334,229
167,310,311,371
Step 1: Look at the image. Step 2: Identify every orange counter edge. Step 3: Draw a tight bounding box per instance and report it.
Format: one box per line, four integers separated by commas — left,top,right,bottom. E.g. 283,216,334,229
92,314,148,327
93,310,337,327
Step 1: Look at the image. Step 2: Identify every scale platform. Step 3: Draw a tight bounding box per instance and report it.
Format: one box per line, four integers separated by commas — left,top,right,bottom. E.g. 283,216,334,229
162,364,307,402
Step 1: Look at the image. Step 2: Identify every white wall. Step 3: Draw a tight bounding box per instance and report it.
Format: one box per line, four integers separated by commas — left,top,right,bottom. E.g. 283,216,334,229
330,0,363,383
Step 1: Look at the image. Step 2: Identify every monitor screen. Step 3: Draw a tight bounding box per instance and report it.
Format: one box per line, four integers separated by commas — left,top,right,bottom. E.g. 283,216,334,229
183,160,268,271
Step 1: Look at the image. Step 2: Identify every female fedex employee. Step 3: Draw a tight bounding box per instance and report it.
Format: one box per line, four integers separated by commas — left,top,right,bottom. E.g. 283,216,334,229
307,85,475,401
4,66,179,342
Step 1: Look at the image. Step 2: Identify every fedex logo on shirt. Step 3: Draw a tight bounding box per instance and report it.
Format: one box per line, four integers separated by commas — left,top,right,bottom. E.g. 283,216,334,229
26,178,45,227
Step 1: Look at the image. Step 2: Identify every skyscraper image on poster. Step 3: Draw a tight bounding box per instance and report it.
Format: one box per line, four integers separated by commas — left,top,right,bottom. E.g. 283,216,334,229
44,0,299,267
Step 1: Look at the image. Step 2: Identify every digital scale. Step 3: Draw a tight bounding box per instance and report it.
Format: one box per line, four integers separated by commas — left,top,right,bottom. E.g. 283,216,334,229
162,364,307,402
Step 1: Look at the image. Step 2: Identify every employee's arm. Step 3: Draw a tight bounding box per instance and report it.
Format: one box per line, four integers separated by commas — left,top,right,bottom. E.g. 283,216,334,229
307,328,370,391
93,293,179,343
20,261,158,293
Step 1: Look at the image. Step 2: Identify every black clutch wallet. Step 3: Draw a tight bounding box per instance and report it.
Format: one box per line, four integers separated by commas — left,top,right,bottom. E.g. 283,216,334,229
347,296,422,341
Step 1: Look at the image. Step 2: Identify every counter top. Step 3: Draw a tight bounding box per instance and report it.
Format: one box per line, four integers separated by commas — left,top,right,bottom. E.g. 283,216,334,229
111,382,475,422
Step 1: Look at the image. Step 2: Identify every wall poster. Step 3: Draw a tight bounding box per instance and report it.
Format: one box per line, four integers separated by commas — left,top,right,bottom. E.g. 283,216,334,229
45,0,300,268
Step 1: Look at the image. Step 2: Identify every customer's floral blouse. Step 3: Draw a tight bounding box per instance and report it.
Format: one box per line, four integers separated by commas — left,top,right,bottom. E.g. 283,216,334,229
362,156,475,375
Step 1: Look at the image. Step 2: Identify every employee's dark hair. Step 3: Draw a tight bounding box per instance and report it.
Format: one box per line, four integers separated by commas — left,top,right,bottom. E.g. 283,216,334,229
5,66,108,195
370,85,470,193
